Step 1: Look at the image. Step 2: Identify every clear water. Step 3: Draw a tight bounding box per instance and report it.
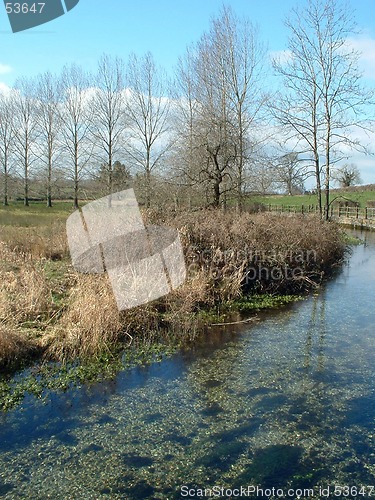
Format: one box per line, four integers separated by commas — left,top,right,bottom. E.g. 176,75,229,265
0,231,374,499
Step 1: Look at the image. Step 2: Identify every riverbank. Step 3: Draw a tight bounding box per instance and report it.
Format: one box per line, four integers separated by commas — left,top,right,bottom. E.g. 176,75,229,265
0,207,346,408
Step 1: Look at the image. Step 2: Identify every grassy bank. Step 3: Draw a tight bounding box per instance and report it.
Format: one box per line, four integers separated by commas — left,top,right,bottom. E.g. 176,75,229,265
252,188,375,209
0,203,346,409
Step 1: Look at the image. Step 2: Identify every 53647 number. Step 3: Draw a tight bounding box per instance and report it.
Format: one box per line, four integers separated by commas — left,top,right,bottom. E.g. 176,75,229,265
5,3,45,14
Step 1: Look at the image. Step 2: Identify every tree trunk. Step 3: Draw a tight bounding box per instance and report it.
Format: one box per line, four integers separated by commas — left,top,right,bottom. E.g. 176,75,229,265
314,152,322,217
145,148,151,208
3,154,8,206
24,175,29,206
213,179,220,207
24,162,29,206
108,138,113,195
236,174,243,212
324,121,331,221
236,108,244,213
46,136,53,207
74,178,79,210
74,132,79,209
47,160,52,207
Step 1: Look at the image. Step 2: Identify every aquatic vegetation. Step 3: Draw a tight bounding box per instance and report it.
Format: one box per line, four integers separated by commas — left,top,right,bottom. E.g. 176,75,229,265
226,293,303,313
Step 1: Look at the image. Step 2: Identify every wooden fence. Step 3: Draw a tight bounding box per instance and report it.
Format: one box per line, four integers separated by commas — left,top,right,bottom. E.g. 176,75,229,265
265,204,375,220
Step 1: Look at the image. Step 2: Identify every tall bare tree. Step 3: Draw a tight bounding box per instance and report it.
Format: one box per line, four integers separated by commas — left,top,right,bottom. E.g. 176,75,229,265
212,6,267,210
59,64,93,209
272,14,324,213
172,21,238,208
36,71,62,207
0,91,14,206
174,6,267,208
171,47,202,204
92,54,126,195
313,0,372,217
195,24,240,207
273,0,374,218
125,52,170,208
13,77,39,207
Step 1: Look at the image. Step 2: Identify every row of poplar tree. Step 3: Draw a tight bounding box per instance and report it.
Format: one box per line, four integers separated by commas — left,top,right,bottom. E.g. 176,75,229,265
0,1,373,216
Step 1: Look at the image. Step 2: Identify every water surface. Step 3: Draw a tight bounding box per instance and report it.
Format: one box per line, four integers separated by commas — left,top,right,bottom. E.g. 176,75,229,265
0,231,374,498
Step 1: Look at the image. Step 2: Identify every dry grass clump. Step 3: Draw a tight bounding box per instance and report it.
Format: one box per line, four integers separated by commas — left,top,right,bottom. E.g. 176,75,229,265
171,269,213,311
0,322,39,369
0,242,53,368
160,209,345,297
0,242,54,323
43,274,123,361
0,222,68,260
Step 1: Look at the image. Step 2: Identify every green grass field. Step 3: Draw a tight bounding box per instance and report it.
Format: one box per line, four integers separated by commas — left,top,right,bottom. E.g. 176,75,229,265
2,187,375,224
0,201,76,227
250,190,375,208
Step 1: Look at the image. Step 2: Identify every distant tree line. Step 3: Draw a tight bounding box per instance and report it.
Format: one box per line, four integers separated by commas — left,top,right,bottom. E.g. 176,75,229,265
0,1,373,214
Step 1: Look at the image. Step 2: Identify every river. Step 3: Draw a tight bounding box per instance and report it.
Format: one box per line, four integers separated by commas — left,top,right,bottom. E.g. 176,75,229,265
0,230,374,499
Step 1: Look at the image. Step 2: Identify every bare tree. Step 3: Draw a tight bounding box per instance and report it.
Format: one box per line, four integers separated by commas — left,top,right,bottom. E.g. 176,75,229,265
312,0,372,217
274,152,310,195
91,54,126,195
273,0,374,219
212,6,267,210
59,64,93,209
13,77,39,207
0,91,14,206
36,71,62,207
272,13,324,214
170,47,202,205
332,163,362,187
125,52,170,208
250,160,277,195
173,7,267,209
177,19,238,207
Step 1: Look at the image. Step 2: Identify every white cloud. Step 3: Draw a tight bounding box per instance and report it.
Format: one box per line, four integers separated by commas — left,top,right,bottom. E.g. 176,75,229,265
269,49,293,65
0,82,11,95
346,36,375,80
0,63,12,75
271,38,375,80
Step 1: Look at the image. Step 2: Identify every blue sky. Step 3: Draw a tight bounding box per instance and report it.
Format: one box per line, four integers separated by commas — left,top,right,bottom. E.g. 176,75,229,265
0,0,292,84
1,0,375,182
1,0,374,85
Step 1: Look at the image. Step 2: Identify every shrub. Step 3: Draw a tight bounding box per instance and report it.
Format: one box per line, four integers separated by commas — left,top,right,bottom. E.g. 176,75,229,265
157,210,345,297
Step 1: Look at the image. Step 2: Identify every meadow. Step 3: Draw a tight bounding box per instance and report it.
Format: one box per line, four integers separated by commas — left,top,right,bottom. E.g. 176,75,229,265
251,187,375,209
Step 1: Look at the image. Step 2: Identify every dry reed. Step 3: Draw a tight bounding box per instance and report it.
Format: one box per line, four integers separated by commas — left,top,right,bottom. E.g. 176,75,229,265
43,273,122,362
0,209,346,367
